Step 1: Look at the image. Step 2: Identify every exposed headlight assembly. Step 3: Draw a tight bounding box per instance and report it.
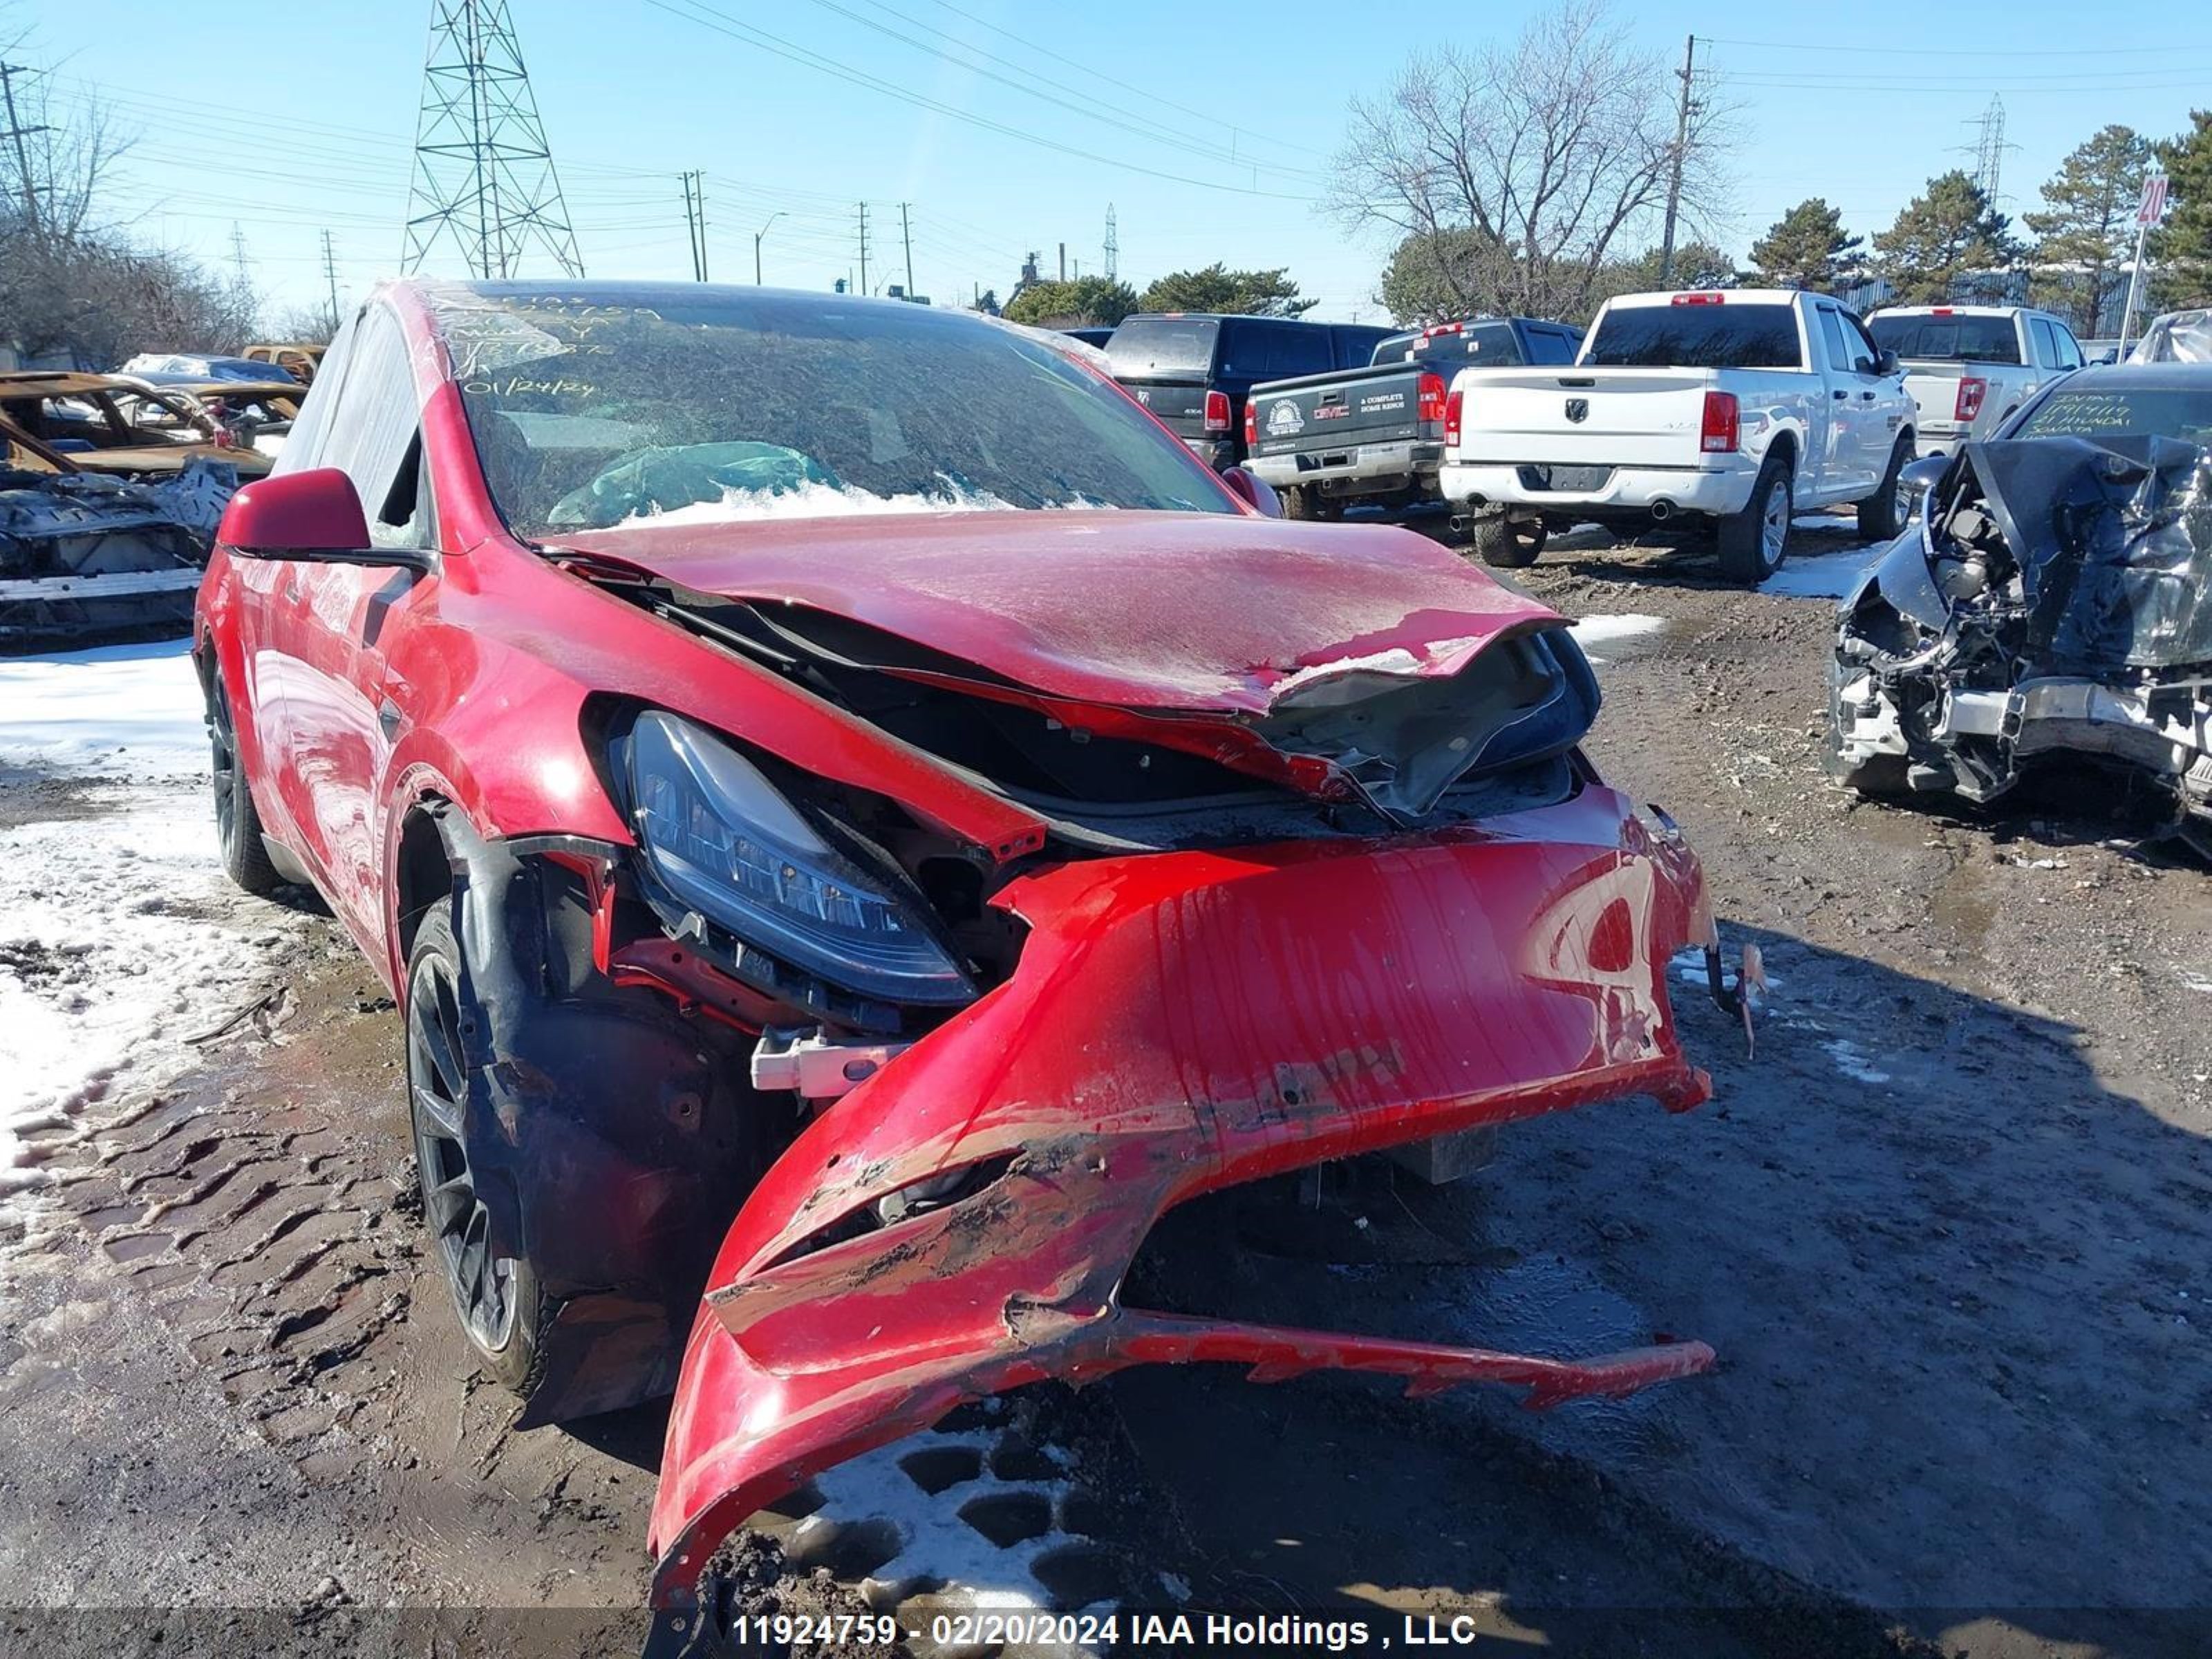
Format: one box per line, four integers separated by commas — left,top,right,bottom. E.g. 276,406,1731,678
623,710,973,1005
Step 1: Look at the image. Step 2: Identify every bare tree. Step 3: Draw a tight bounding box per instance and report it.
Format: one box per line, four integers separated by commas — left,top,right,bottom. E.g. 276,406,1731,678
1,12,134,242
1329,2,1732,323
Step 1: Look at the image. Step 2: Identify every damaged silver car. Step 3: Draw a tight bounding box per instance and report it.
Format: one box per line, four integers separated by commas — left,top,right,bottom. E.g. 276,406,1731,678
1828,363,2212,855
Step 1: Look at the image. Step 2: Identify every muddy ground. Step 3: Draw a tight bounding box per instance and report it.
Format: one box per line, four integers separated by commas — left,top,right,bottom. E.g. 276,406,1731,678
2,521,2209,1658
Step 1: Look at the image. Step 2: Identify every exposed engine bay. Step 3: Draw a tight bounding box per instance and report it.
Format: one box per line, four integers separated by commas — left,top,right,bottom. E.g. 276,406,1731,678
1830,433,2212,857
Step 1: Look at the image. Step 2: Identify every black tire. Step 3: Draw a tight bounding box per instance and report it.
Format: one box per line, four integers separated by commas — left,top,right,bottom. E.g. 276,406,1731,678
1857,438,1913,541
1281,485,1315,520
207,669,286,897
1469,512,1546,569
405,903,554,1396
1716,454,1793,583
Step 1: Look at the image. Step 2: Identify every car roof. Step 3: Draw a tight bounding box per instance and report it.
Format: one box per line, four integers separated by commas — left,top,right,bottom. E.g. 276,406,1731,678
1604,288,1804,309
2033,361,2212,391
0,370,134,398
1868,304,2030,317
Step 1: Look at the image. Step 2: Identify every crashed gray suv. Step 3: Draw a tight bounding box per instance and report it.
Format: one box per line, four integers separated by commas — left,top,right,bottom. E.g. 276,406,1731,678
1828,364,2212,858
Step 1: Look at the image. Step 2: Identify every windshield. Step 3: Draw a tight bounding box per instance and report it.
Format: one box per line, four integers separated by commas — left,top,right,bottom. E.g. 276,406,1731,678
442,288,1235,534
1105,316,1219,377
1376,324,1527,368
1868,313,2021,365
2014,384,2212,445
1584,304,1802,369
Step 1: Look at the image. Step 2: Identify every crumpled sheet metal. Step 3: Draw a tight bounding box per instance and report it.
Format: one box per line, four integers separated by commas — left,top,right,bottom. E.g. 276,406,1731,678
646,783,1718,1607
1957,433,2212,671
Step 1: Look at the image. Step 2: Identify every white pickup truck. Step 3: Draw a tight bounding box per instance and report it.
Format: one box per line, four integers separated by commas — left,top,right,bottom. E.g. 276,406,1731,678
1864,304,2086,456
1440,288,1918,581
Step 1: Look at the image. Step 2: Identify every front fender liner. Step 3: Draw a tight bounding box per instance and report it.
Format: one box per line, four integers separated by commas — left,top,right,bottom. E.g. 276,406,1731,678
647,785,1721,1605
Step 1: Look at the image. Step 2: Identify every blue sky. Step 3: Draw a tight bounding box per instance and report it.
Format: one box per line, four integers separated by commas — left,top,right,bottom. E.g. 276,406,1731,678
18,0,2209,322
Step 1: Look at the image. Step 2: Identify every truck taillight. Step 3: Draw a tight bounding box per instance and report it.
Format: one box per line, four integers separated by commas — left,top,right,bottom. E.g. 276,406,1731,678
1444,387,1463,448
1204,389,1232,433
1671,292,1725,306
1954,376,1987,422
1243,397,1257,447
1417,371,1447,426
1700,390,1740,453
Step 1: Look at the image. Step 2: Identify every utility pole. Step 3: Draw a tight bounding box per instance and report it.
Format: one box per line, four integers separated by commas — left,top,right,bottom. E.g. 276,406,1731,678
900,202,915,299
755,211,782,285
680,171,709,281
857,202,870,295
0,62,52,241
321,229,342,336
1058,241,1066,282
1657,35,1696,288
402,0,583,279
1104,204,1118,282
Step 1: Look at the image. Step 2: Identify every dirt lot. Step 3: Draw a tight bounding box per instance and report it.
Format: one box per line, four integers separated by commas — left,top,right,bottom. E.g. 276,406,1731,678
3,521,2209,1658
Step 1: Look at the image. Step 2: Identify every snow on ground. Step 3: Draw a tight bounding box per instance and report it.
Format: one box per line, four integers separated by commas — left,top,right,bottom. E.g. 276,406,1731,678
0,640,284,1201
1569,612,1666,664
1761,546,1882,601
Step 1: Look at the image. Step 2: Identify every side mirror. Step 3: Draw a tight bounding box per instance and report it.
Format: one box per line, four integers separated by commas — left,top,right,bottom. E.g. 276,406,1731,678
1220,465,1283,519
1875,348,1902,377
1900,455,1947,505
218,467,433,573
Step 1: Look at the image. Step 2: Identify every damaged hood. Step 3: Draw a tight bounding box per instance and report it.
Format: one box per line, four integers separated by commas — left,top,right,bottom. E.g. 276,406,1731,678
554,511,1566,713
1954,434,2212,670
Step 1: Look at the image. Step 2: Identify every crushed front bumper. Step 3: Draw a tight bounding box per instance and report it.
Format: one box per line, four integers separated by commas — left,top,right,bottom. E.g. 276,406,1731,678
646,784,1723,1608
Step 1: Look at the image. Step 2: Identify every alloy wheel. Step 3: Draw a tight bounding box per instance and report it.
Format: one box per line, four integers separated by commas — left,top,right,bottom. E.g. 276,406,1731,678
209,686,240,851
1761,478,1790,569
406,953,516,1353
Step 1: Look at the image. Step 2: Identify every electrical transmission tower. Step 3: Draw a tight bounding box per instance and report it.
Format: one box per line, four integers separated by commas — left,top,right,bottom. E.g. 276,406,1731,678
1967,95,2013,202
1103,204,1117,282
401,0,584,280
230,223,252,288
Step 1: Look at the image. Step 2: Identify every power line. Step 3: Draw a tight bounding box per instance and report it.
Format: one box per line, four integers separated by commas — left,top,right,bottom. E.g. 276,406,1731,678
1704,35,2191,57
402,0,585,279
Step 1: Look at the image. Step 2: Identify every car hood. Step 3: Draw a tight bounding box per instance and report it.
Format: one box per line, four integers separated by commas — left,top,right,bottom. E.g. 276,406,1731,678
552,510,1566,715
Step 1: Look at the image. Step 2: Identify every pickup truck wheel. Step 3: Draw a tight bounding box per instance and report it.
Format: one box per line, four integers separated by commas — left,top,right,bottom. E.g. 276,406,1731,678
1857,438,1913,541
1282,486,1315,520
405,904,552,1396
1469,512,1545,569
1716,458,1792,583
207,673,287,897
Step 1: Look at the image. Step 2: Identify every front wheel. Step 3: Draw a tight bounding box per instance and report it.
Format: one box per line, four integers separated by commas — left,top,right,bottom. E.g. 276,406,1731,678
1857,438,1914,541
1468,512,1546,569
1716,457,1793,583
406,904,551,1395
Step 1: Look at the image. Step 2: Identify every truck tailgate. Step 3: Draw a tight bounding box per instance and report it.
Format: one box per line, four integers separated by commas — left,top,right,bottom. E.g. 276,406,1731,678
1116,375,1208,439
1900,364,1967,435
1248,364,1426,460
1452,368,1716,469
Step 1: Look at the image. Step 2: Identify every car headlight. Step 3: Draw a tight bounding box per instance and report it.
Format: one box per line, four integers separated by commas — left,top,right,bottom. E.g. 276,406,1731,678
624,710,973,1005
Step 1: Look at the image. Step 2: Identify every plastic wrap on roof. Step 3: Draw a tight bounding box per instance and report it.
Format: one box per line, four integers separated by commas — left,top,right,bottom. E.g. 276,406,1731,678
2130,310,2212,365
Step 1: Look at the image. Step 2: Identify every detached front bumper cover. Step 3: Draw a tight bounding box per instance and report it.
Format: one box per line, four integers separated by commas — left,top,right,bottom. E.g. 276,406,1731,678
647,785,1724,1609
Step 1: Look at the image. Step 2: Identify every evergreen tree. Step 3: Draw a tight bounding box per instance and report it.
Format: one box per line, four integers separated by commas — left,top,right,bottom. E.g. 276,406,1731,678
2023,125,2153,335
1873,171,2021,304
1136,265,1315,317
1748,198,1862,292
2155,109,2212,308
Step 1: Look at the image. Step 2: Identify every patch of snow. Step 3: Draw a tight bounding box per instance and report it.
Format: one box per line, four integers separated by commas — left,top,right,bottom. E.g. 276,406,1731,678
610,479,1113,528
1271,635,1485,698
1669,944,1784,997
1761,549,1882,601
0,641,285,1208
1569,612,1666,664
0,640,210,778
807,1429,1071,1609
1823,1038,1892,1086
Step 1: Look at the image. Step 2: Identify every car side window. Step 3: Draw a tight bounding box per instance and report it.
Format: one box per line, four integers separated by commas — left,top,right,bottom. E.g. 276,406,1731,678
1266,325,1333,378
2029,317,2065,369
1528,328,1577,366
1817,307,1852,371
317,306,429,548
2052,324,2084,370
1841,312,1882,374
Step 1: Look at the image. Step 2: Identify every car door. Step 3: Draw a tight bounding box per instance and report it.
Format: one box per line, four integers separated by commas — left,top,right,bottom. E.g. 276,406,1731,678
264,303,438,950
1839,308,1900,490
1810,304,1871,500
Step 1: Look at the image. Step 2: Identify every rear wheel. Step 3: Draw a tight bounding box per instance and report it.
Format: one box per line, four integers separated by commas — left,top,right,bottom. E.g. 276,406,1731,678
1281,487,1342,522
1716,456,1792,583
207,670,285,897
1468,512,1546,569
406,904,552,1395
1857,438,1913,541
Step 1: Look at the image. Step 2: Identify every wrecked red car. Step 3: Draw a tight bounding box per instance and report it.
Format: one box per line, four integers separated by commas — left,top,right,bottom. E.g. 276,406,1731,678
194,279,1732,1620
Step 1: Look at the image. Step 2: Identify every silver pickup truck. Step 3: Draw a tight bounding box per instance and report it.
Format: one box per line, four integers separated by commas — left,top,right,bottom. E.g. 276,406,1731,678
1241,318,1583,518
1864,305,2087,456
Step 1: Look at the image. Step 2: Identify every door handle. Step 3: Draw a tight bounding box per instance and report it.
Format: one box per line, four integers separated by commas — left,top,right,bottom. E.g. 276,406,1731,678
1860,391,1877,400
1832,389,1848,401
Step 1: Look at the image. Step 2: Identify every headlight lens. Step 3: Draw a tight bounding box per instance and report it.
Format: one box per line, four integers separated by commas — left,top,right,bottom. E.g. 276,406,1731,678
624,710,973,1004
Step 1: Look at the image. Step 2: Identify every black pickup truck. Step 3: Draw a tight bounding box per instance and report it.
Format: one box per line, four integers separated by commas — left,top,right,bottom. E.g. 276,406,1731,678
1241,317,1582,518
1104,313,1395,471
